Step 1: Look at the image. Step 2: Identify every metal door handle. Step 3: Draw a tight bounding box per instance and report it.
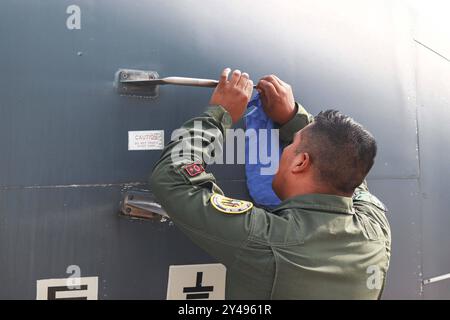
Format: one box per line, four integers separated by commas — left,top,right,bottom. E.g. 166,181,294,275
122,76,220,88
115,68,256,98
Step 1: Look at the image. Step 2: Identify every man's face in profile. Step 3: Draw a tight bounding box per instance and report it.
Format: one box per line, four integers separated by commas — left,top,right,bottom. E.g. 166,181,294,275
272,126,310,199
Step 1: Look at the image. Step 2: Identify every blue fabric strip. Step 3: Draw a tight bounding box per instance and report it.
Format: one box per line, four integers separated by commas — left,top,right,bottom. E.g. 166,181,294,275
244,93,282,208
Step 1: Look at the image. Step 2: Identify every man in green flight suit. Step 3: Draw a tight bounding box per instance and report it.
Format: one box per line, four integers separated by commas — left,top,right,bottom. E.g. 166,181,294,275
150,68,391,299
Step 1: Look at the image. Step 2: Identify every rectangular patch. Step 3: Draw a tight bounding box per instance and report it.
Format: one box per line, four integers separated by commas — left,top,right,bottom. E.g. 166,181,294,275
128,130,164,151
184,163,205,177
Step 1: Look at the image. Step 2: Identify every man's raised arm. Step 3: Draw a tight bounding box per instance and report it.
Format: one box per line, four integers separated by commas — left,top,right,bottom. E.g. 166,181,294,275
149,68,259,264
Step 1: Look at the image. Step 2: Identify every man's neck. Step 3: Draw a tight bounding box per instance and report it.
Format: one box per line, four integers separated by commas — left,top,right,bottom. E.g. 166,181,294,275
281,184,352,200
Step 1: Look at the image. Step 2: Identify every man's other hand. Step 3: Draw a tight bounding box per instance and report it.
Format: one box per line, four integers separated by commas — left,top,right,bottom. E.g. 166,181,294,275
209,68,254,124
256,75,297,125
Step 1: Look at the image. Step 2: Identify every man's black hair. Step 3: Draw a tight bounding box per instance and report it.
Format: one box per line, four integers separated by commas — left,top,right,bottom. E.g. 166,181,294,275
298,110,377,194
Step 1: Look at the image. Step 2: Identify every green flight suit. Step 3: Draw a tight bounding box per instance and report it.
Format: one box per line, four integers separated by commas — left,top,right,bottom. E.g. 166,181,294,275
150,103,391,300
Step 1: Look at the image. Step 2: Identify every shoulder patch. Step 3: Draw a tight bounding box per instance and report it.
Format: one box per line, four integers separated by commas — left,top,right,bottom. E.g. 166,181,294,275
184,163,205,177
210,194,253,215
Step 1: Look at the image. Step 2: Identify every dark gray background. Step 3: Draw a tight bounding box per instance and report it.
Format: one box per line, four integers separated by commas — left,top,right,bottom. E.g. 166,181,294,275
0,0,448,299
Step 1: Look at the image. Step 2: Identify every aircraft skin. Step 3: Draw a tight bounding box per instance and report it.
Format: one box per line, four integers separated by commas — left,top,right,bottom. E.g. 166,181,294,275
0,0,449,299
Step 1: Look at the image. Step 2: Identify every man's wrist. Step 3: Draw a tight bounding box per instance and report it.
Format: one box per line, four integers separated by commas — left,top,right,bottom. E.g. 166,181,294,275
277,103,299,126
278,102,312,143
205,105,233,131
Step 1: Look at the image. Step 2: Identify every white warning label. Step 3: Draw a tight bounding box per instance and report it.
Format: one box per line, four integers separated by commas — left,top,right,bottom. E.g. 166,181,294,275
128,130,164,151
36,276,98,300
166,263,226,300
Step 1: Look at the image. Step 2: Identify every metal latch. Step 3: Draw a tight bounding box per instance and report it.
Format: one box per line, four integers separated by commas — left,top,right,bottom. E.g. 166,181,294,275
120,188,169,221
114,69,160,98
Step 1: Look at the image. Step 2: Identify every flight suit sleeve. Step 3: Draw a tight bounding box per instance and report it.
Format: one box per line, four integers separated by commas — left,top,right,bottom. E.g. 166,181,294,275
352,180,391,246
352,180,391,299
352,180,387,213
352,180,389,227
149,105,268,265
278,102,314,147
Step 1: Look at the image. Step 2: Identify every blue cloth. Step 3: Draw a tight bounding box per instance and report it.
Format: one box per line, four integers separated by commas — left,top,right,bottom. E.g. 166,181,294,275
245,93,282,208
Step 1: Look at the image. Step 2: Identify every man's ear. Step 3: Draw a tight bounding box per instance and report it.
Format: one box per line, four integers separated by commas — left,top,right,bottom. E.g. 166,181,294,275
291,152,310,174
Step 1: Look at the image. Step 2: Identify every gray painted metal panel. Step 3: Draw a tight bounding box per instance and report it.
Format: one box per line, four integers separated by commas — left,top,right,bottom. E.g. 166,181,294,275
0,186,213,299
1,0,449,299
416,44,450,299
423,281,450,300
369,179,422,299
0,0,418,188
0,180,248,299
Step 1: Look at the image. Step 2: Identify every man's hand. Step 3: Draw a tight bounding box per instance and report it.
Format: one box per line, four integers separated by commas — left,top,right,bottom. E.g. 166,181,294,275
256,75,297,125
209,68,254,124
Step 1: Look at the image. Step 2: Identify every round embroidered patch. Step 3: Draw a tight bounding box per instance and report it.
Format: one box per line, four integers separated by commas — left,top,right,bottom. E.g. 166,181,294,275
210,194,253,214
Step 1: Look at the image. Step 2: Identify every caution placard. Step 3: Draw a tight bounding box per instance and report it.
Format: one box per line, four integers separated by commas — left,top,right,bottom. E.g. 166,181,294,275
128,130,164,150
